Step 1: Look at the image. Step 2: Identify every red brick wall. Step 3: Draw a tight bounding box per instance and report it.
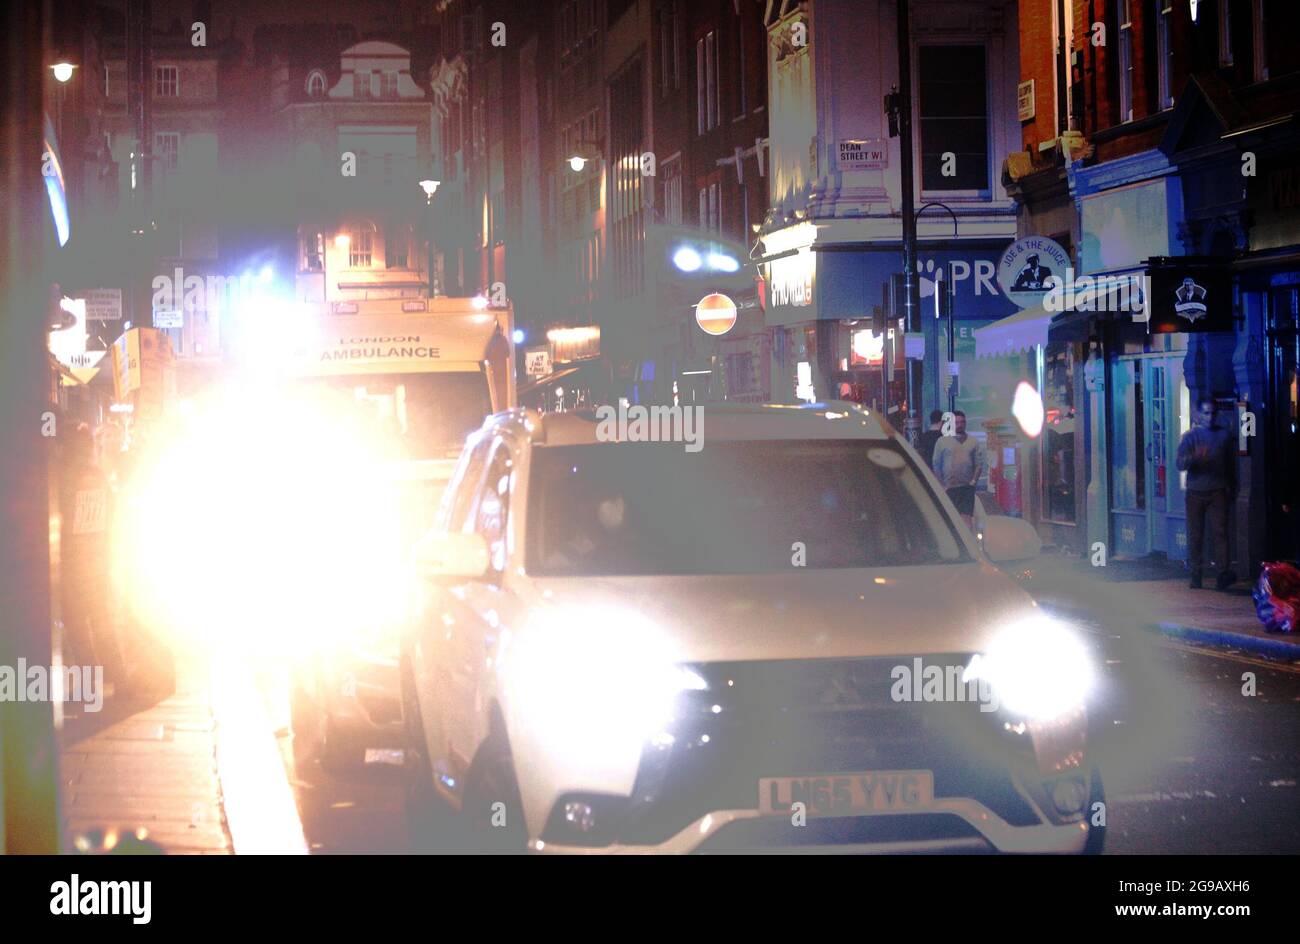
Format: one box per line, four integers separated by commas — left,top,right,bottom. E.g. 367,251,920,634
1019,0,1059,149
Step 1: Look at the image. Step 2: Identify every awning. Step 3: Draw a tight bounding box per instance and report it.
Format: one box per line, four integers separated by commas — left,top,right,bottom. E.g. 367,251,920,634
976,282,1133,356
974,303,1052,358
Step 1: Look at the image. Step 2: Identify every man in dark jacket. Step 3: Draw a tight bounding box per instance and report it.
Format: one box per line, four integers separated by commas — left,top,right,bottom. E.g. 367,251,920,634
1177,398,1237,590
916,409,944,472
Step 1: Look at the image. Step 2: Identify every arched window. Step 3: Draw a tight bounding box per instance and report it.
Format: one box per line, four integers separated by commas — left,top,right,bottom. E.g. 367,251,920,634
306,70,327,97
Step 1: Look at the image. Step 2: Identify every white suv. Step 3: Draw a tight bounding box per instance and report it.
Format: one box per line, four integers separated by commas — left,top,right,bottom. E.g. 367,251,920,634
401,402,1104,854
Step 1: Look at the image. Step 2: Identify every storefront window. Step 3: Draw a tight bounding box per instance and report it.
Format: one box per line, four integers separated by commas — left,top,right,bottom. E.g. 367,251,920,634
1041,341,1077,522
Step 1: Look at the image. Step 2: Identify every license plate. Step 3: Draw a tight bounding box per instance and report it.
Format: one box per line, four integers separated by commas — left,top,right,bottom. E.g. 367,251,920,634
758,771,934,817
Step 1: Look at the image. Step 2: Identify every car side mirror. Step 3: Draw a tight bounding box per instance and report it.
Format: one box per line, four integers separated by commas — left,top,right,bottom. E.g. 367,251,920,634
980,515,1042,563
414,531,490,580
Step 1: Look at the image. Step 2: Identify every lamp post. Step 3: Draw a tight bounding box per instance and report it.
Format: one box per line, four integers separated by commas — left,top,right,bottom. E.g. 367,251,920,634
419,179,440,299
915,201,960,413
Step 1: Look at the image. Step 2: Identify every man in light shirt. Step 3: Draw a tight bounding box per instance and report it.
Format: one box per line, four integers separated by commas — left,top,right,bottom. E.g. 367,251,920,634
932,410,986,521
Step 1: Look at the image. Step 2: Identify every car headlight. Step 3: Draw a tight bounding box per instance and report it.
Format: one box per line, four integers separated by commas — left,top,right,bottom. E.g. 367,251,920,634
964,613,1094,721
503,606,705,771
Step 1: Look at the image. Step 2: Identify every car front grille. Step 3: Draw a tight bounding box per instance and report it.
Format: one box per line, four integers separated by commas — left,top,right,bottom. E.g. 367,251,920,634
607,655,1042,848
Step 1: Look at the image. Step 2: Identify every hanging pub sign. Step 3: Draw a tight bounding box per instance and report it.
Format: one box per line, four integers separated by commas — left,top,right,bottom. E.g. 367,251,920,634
1144,259,1233,333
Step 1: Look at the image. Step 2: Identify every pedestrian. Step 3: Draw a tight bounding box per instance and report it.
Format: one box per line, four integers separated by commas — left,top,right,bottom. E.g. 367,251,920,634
916,409,944,472
932,410,986,522
1177,397,1237,590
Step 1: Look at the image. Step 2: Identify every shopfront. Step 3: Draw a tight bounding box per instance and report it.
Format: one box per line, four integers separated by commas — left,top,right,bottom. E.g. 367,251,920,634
761,232,1021,431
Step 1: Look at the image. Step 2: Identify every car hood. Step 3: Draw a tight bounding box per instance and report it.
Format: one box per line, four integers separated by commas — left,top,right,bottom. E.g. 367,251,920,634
524,562,1039,663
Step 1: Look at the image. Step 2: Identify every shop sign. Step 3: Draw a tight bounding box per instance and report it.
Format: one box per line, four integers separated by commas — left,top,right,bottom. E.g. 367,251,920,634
1145,262,1233,333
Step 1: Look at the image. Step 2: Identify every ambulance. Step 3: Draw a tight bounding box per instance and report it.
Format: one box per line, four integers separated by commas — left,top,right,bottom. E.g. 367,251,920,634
286,296,516,770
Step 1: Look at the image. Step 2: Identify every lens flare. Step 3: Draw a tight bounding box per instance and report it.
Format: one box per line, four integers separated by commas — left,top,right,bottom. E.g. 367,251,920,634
1012,380,1045,438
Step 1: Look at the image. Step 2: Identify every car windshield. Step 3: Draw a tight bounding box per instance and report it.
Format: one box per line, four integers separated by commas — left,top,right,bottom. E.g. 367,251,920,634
527,439,967,576
296,371,490,461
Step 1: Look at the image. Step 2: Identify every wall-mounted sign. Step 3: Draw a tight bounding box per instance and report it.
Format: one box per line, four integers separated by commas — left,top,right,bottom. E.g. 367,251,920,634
153,309,183,329
767,248,814,309
1017,79,1035,122
1145,262,1232,333
525,348,551,377
837,138,888,172
997,235,1071,309
83,288,122,321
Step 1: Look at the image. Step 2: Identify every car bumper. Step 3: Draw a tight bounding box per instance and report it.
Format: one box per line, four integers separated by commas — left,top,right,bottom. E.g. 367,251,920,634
525,655,1094,854
532,799,1090,854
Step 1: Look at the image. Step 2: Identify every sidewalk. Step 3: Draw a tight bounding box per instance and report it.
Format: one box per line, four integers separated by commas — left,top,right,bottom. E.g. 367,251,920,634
59,654,232,854
1019,552,1300,659
57,648,309,855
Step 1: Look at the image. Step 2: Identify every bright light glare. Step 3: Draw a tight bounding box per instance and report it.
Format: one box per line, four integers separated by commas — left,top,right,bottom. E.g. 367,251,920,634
1012,380,1045,438
511,328,526,344
503,607,704,775
672,247,702,272
568,155,587,172
51,62,75,83
706,252,739,272
966,615,1094,721
471,295,489,309
118,381,412,660
258,265,274,283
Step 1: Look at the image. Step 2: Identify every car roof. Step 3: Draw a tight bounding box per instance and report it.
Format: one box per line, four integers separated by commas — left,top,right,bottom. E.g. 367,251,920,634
481,400,897,447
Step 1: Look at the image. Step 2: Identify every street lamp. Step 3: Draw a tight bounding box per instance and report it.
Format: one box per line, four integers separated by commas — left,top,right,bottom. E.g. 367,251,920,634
566,142,600,174
420,179,440,298
50,62,76,83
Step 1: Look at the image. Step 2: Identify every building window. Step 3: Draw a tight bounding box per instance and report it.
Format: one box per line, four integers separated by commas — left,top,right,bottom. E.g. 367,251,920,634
490,190,505,246
379,71,399,99
154,64,178,98
355,70,371,98
1262,0,1300,79
696,30,718,134
1156,1,1174,110
698,182,720,231
153,132,179,173
306,70,326,97
660,154,682,225
1218,0,1234,65
304,232,323,271
385,226,408,268
659,2,680,96
1117,0,1134,122
918,45,990,192
733,13,746,119
349,228,374,268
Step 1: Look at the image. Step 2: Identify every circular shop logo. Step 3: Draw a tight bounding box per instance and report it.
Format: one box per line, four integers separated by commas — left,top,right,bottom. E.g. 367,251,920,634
996,236,1071,309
